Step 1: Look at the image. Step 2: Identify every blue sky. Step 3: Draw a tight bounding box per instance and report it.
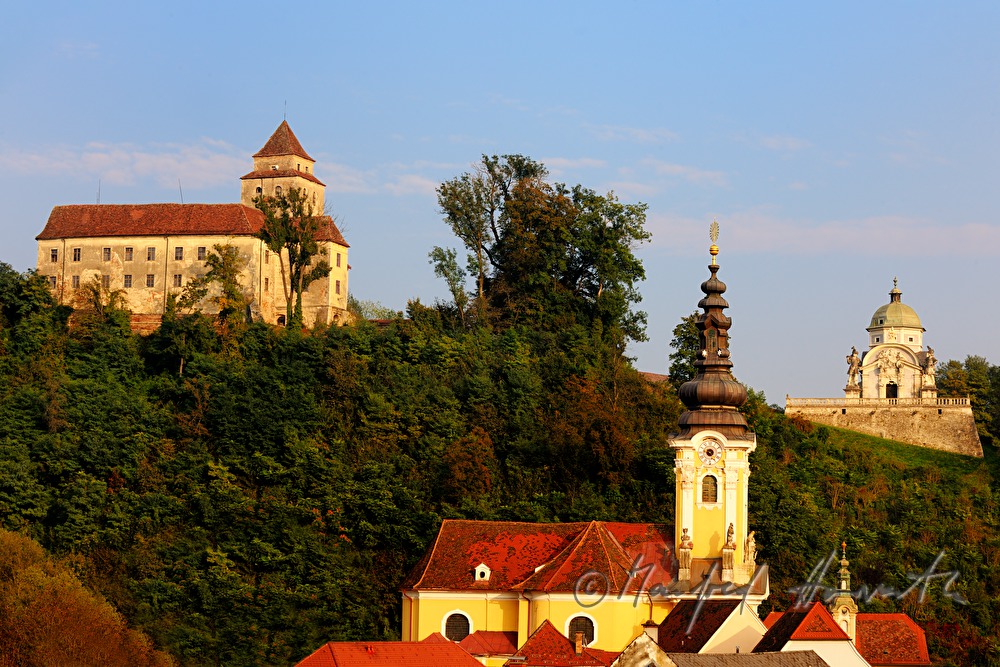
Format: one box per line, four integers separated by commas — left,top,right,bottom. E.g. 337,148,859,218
2,1,998,402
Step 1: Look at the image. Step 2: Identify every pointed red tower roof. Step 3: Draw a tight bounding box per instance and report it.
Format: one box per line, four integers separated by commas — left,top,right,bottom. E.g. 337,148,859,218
254,120,314,161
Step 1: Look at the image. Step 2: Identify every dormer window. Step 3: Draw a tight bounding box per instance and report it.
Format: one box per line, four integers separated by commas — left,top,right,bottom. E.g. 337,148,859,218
473,563,491,582
271,165,278,170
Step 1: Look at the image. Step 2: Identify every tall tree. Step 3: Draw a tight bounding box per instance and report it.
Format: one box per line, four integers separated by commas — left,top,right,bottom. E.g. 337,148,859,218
436,156,650,342
668,311,701,389
254,187,332,327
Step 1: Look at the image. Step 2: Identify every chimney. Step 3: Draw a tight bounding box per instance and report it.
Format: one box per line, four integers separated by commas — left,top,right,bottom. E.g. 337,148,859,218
642,620,658,642
574,631,584,655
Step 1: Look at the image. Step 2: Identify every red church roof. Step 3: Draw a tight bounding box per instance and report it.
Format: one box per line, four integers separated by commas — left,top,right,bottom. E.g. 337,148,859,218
255,120,314,161
36,204,348,246
296,639,482,667
503,620,616,667
404,520,673,593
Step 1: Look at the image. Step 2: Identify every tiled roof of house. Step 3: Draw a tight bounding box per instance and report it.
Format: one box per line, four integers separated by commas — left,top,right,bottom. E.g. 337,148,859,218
855,614,930,666
503,620,616,667
404,520,673,593
753,603,848,653
296,639,483,667
761,610,930,666
36,204,349,247
240,168,326,186
664,651,831,666
255,120,314,161
657,600,740,652
458,630,518,657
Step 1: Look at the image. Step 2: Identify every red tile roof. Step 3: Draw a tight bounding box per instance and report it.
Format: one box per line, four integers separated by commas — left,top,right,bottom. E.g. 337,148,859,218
296,639,483,667
503,620,616,667
458,630,518,656
36,204,348,246
404,520,673,593
753,603,848,653
240,168,326,186
255,120,314,161
657,600,740,652
855,614,930,666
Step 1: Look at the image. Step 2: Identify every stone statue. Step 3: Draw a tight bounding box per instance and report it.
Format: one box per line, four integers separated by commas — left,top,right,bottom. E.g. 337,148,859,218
678,528,693,570
925,347,937,380
745,531,756,564
725,522,736,548
846,347,860,386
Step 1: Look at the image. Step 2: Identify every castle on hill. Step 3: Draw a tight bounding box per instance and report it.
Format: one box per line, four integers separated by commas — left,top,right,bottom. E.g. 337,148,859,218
785,280,982,457
35,121,350,331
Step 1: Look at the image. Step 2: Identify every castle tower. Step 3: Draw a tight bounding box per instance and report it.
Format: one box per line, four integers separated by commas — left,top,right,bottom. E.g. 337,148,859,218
240,121,326,213
670,223,758,587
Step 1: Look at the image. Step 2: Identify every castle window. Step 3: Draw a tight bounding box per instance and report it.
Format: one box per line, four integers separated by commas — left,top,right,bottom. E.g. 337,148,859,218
567,616,595,645
265,250,270,265
173,274,182,288
124,275,132,288
908,337,913,342
297,163,301,170
147,247,156,262
336,252,341,268
336,280,341,295
101,275,110,289
175,247,184,261
72,276,80,289
102,247,112,262
124,247,133,262
875,337,880,343
702,475,718,503
197,247,206,261
72,248,81,262
275,185,283,195
256,186,262,194
264,277,269,291
50,249,58,263
146,274,155,288
444,613,471,642
48,276,56,289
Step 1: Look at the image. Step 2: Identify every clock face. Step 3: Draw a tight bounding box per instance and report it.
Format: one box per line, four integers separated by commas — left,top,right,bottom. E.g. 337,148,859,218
698,439,724,465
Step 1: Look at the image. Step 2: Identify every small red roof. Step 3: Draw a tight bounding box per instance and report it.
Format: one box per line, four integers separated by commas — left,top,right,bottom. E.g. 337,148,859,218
458,630,518,656
240,168,326,186
753,603,848,653
36,204,348,246
503,620,616,667
404,520,673,593
657,600,740,652
855,614,930,666
296,639,482,667
255,120,314,161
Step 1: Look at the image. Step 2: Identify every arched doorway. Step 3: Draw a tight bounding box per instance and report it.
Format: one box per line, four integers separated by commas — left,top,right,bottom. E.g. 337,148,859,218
886,383,898,399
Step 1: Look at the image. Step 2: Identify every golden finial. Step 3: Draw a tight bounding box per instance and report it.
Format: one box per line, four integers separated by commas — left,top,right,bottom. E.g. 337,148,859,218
709,219,720,265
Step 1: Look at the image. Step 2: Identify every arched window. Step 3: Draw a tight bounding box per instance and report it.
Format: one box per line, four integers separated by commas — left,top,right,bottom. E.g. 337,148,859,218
275,185,283,195
567,616,595,645
702,475,718,503
256,186,262,194
444,613,470,641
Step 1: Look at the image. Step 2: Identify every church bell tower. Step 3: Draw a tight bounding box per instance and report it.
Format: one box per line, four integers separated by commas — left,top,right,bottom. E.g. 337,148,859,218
670,223,759,588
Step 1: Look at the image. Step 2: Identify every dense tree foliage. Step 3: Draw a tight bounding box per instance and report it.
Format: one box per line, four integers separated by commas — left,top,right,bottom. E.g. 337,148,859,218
3,153,1000,665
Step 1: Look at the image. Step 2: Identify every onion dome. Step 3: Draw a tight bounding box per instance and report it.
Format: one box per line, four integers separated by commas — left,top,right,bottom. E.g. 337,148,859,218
675,229,750,440
867,278,924,331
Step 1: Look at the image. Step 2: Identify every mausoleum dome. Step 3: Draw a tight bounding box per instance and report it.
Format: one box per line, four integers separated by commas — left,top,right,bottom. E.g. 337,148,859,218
867,282,923,331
